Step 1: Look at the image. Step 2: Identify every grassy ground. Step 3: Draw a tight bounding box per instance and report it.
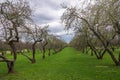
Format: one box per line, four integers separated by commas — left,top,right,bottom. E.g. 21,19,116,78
0,47,120,80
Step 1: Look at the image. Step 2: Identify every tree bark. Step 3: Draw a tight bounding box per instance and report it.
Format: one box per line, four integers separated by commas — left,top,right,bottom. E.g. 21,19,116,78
7,61,14,73
42,41,48,59
42,47,45,59
32,41,37,63
7,42,17,73
106,48,120,66
48,49,51,56
9,42,17,61
22,40,42,63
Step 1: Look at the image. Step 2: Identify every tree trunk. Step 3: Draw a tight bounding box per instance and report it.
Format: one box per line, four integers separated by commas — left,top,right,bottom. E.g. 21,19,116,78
7,42,17,73
9,42,17,61
32,42,37,63
21,41,41,63
85,48,90,54
87,41,99,59
7,61,14,73
97,49,106,59
91,51,94,56
42,41,48,59
48,49,51,56
106,48,120,66
42,47,45,59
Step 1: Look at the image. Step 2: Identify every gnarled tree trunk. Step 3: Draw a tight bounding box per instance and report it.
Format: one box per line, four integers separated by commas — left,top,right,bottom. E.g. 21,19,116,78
7,61,14,73
7,42,17,73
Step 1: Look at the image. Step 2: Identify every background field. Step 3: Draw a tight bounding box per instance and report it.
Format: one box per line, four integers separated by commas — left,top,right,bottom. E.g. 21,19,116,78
0,47,120,80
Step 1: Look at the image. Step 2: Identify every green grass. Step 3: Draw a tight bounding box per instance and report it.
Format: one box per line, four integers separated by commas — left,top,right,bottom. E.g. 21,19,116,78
0,47,120,80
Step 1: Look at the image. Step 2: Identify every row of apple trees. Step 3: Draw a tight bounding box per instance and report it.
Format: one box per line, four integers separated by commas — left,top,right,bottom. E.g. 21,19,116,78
61,0,120,66
0,0,66,73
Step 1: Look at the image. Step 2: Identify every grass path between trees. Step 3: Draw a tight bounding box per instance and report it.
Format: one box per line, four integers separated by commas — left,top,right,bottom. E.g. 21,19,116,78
0,47,120,80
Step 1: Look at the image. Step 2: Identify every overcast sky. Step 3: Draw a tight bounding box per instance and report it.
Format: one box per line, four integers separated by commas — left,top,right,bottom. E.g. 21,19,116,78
0,0,81,43
27,0,82,43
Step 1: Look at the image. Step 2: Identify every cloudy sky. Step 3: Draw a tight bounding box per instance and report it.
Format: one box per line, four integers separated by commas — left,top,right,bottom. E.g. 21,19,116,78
27,0,81,43
0,0,82,42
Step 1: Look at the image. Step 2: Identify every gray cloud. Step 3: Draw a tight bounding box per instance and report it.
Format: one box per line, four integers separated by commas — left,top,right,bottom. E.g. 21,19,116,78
0,0,77,42
32,13,56,24
0,0,78,42
27,0,76,42
49,25,64,33
29,0,62,10
29,0,64,24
